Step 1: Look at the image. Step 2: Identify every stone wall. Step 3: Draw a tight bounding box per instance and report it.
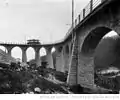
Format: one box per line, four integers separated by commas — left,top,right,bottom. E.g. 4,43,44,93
78,54,95,88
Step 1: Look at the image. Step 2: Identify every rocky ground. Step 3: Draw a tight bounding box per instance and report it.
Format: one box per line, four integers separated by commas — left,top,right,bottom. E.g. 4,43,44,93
0,62,118,94
0,62,72,94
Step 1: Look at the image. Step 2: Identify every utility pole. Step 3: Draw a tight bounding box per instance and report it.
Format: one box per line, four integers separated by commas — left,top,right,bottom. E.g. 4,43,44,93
72,0,74,42
72,0,74,28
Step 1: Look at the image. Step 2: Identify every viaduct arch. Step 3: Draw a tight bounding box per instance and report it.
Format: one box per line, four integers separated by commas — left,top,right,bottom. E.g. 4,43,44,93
11,46,22,60
67,0,120,88
26,47,35,62
81,27,112,55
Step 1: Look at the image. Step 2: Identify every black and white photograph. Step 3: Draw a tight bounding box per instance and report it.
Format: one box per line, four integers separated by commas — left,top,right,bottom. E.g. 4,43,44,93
0,0,120,99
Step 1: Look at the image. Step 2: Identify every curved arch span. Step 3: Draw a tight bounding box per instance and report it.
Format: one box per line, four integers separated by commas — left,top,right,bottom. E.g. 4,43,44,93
81,26,112,55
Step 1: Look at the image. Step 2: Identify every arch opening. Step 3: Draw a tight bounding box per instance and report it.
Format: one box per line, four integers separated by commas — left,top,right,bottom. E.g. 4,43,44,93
81,27,112,55
11,46,22,61
93,30,120,90
39,47,47,57
26,47,35,62
51,47,56,54
0,46,8,53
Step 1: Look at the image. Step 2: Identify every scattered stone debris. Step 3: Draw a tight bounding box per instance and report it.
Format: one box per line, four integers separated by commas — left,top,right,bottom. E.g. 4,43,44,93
34,87,41,93
0,62,70,94
0,61,118,94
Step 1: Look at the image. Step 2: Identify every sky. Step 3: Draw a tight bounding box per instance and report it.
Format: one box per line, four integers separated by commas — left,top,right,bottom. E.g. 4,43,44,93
0,0,90,60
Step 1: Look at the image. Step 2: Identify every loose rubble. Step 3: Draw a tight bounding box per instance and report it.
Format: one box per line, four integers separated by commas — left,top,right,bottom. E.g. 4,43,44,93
0,61,118,94
0,62,69,94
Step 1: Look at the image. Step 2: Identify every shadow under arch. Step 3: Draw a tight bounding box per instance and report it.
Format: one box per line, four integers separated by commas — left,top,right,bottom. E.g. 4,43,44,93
70,42,73,53
65,44,69,54
26,47,35,62
11,46,22,60
81,26,112,56
57,46,63,53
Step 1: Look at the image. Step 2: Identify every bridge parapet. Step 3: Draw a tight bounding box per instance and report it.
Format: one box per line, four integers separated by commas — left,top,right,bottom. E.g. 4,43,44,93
64,0,108,41
74,0,105,27
0,41,27,45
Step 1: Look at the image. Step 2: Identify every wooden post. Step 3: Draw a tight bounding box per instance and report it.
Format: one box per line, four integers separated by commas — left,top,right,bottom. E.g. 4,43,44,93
72,0,74,43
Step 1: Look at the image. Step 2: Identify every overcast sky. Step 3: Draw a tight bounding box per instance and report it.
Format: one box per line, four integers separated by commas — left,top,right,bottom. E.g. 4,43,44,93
0,0,90,43
0,0,90,60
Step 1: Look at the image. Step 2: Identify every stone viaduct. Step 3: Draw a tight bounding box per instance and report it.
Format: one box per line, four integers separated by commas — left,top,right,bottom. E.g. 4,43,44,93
0,0,120,89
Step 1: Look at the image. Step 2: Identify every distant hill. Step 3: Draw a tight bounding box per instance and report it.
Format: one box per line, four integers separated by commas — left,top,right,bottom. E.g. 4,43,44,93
0,49,16,64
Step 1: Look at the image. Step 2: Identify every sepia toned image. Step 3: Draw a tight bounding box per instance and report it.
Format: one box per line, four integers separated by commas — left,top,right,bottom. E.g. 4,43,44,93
0,0,120,95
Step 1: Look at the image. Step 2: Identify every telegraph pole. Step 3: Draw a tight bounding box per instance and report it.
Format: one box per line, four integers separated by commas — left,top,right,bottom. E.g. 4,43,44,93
72,0,74,28
72,0,74,42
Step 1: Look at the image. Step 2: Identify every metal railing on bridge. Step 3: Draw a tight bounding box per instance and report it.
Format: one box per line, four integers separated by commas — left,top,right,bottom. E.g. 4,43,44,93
0,41,27,45
64,0,106,40
39,0,106,45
